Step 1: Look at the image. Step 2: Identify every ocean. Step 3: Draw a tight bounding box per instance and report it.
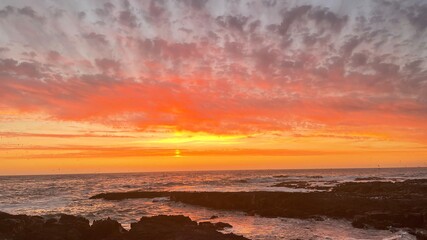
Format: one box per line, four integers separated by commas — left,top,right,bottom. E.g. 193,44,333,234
1,168,426,240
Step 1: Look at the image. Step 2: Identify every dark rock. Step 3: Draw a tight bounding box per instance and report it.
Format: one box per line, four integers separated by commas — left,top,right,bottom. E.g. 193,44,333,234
90,178,427,237
354,177,384,181
270,181,332,191
210,215,219,219
0,212,91,240
410,229,427,240
199,221,216,228
272,175,322,179
90,191,169,200
310,186,332,191
128,215,248,240
352,213,391,230
199,221,232,230
352,212,425,230
59,214,90,228
332,179,427,195
311,216,324,221
306,176,323,179
45,218,57,225
0,212,246,240
270,181,311,189
152,197,169,203
90,217,126,239
237,179,249,183
214,222,233,230
0,212,44,239
273,175,290,178
245,211,256,216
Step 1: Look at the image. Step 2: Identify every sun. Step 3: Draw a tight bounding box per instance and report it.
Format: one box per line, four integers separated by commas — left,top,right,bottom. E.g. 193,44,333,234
174,149,181,157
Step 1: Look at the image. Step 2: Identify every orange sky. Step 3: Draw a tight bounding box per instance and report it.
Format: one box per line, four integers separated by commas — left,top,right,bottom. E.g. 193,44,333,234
0,0,427,174
1,114,426,175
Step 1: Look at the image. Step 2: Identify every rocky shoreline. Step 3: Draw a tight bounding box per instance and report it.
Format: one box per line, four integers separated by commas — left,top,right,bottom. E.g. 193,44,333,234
91,179,427,239
0,211,248,240
2,179,426,239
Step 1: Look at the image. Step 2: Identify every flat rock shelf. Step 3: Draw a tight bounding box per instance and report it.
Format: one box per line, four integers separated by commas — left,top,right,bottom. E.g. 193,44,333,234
90,179,427,239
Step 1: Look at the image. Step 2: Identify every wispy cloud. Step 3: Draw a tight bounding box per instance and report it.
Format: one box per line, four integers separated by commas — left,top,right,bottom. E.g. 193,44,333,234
0,132,135,138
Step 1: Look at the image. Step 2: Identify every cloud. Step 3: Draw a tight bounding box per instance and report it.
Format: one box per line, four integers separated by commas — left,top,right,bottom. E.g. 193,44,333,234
0,6,14,18
406,3,427,30
83,32,109,46
0,47,9,53
46,50,61,62
94,2,115,18
0,58,44,78
276,5,312,35
94,58,121,74
17,6,45,22
309,7,348,31
0,5,44,22
179,0,209,9
217,15,249,33
0,132,135,138
0,0,425,142
118,10,138,28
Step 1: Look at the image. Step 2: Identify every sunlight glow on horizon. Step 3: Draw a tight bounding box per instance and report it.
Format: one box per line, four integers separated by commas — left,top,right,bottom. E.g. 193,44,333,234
0,0,426,174
145,131,250,145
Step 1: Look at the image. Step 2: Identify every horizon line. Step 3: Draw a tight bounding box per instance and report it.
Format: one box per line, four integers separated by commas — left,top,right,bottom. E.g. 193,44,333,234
1,166,426,178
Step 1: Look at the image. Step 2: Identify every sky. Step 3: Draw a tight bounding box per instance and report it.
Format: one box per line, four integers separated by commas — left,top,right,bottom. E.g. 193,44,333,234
0,0,427,175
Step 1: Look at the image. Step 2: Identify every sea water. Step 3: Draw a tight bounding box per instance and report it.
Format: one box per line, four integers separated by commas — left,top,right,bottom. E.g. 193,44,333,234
1,168,426,240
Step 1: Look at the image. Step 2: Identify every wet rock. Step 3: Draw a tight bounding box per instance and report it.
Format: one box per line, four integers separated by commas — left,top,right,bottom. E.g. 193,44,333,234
90,191,169,200
90,217,126,239
0,212,92,240
270,181,332,191
152,197,170,203
272,175,322,179
59,214,90,229
352,212,425,230
0,212,248,240
128,215,248,240
273,175,290,178
199,221,233,230
45,218,57,225
354,177,384,181
90,179,427,237
199,221,217,228
311,216,324,221
310,186,332,191
0,212,44,239
270,181,311,189
352,213,390,230
237,179,249,183
332,179,427,195
410,229,427,240
214,222,233,230
306,176,323,179
245,211,256,216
